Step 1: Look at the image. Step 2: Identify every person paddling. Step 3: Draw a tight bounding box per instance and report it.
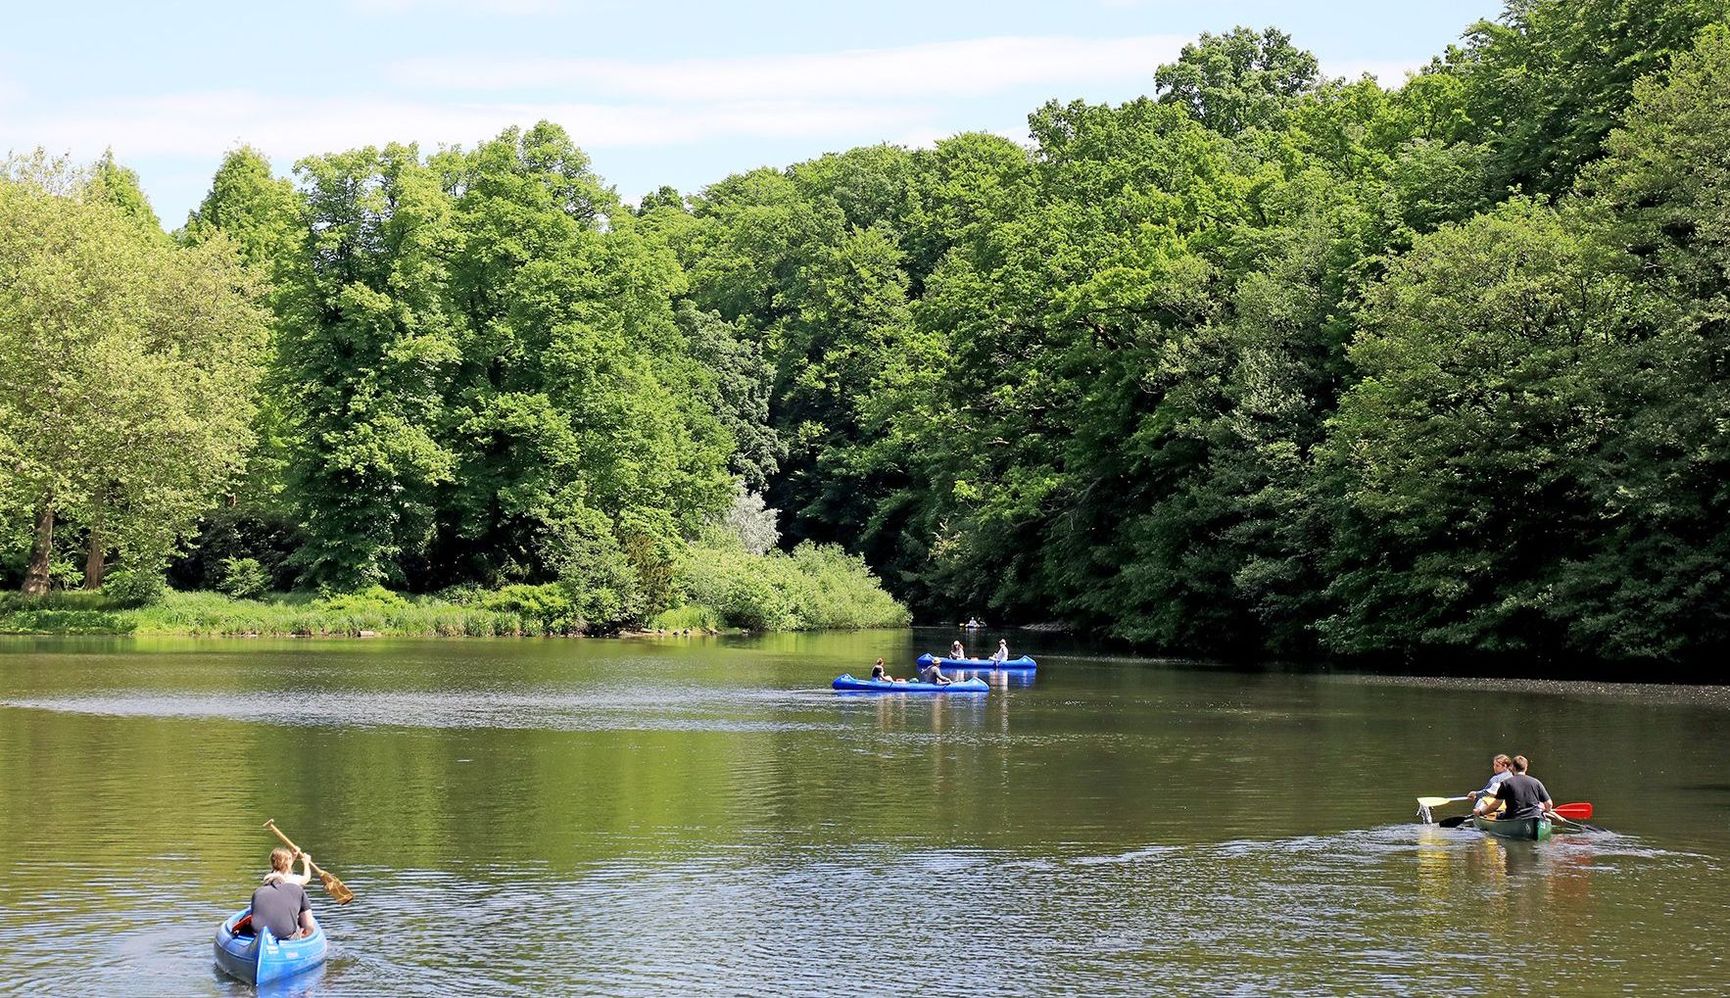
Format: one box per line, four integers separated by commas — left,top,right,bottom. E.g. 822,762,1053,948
251,848,318,940
920,659,953,685
1488,755,1558,823
1469,754,1514,816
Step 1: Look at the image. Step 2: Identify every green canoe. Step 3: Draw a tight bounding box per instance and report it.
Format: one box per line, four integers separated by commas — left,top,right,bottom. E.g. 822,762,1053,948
1472,815,1553,840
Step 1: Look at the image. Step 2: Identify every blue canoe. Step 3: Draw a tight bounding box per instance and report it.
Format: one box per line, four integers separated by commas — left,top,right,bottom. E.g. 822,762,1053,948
833,674,990,693
917,653,1038,672
214,908,328,986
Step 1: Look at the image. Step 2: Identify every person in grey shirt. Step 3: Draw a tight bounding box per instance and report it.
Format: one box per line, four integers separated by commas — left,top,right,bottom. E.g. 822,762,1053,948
250,847,318,940
1491,755,1558,822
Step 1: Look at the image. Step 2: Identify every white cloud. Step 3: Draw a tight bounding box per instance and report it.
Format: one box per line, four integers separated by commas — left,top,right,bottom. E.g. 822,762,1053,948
391,34,1186,102
0,92,935,163
2,36,1188,171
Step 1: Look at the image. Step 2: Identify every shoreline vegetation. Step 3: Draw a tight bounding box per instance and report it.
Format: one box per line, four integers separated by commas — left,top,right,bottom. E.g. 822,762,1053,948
0,542,911,638
8,1,1730,670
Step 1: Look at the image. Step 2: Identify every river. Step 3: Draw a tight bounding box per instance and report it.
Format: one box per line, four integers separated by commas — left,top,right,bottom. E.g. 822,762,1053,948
1,630,1726,994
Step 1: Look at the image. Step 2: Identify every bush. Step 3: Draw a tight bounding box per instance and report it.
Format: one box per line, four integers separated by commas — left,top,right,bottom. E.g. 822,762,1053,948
103,568,167,608
652,603,723,632
217,557,269,599
673,536,909,631
478,584,586,635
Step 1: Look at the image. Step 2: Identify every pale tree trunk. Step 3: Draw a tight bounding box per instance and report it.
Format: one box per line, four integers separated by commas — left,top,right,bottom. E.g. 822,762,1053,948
83,528,106,590
22,501,55,596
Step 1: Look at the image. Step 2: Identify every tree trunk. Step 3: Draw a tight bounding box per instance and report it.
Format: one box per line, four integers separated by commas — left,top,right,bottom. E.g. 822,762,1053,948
83,528,106,590
22,501,55,595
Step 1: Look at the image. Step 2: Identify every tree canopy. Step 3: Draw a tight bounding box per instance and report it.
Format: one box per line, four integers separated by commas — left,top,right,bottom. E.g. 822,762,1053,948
6,0,1730,666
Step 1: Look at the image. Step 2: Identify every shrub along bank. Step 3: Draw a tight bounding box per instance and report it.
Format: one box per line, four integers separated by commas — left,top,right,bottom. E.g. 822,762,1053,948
0,540,909,637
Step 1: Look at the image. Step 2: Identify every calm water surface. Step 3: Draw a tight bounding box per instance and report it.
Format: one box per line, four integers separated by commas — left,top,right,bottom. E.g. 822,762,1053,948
1,631,1727,995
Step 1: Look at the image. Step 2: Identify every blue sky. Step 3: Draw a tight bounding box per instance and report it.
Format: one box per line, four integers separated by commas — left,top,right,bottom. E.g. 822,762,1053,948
0,1,1500,225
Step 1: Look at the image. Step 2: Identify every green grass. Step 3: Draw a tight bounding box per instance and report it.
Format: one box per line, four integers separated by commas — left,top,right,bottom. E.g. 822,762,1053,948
0,589,526,638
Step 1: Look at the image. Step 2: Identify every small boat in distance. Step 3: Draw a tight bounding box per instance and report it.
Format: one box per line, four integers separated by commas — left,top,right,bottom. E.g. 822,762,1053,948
961,617,985,628
213,908,328,986
918,653,1037,672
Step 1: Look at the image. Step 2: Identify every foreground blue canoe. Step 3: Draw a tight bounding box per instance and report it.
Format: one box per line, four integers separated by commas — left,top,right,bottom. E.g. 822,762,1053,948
214,908,328,986
833,674,990,693
917,653,1038,672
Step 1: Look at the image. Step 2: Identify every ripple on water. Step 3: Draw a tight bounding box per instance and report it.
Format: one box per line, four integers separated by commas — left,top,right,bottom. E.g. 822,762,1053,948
0,826,1723,996
0,689,847,734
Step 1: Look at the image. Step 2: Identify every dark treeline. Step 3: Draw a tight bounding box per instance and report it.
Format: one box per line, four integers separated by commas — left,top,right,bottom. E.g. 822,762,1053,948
5,0,1729,660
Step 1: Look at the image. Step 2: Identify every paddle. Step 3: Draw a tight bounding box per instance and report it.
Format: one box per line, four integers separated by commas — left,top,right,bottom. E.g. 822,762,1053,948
263,819,354,905
1438,814,1475,829
1417,796,1471,809
1550,813,1609,834
1554,802,1592,821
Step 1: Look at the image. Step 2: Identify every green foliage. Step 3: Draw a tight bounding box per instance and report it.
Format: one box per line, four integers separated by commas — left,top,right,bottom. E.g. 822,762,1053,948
1316,200,1660,656
1154,26,1321,136
1443,0,1729,194
0,156,267,592
102,568,167,608
217,557,269,599
477,583,584,634
0,588,136,634
650,603,723,632
674,534,911,631
14,4,1730,665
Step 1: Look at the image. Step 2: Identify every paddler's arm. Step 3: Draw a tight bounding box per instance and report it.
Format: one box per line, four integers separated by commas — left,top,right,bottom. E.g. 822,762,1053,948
285,851,313,886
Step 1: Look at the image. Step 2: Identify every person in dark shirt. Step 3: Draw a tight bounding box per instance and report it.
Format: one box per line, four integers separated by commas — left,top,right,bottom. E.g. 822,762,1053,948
250,847,318,940
920,661,953,685
869,658,895,682
1491,755,1557,822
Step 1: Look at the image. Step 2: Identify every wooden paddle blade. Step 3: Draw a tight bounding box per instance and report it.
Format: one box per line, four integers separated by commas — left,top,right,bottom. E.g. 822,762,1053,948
1554,801,1593,820
319,869,355,905
1417,796,1459,808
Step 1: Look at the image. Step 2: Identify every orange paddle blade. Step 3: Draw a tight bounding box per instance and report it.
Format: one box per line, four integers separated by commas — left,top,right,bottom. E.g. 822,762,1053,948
319,869,356,905
1554,802,1593,820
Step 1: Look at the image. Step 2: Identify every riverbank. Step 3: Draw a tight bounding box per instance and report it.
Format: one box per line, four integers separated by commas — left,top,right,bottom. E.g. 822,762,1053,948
0,578,909,638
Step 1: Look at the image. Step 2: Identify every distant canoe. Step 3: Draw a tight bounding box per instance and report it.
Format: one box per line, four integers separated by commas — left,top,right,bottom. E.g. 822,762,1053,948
213,908,328,986
833,674,990,693
1471,815,1553,841
917,653,1037,672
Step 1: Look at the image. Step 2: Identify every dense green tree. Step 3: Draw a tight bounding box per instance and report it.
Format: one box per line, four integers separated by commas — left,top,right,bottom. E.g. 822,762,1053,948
1154,27,1321,136
1557,23,1730,658
0,158,268,593
1315,201,1662,657
276,144,460,589
1446,0,1729,194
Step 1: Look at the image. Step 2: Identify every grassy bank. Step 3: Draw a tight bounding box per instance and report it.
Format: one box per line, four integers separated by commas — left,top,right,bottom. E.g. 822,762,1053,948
0,542,912,637
0,589,532,637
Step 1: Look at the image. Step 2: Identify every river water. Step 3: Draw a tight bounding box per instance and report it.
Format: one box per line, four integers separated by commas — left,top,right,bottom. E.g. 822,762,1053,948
1,630,1726,995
